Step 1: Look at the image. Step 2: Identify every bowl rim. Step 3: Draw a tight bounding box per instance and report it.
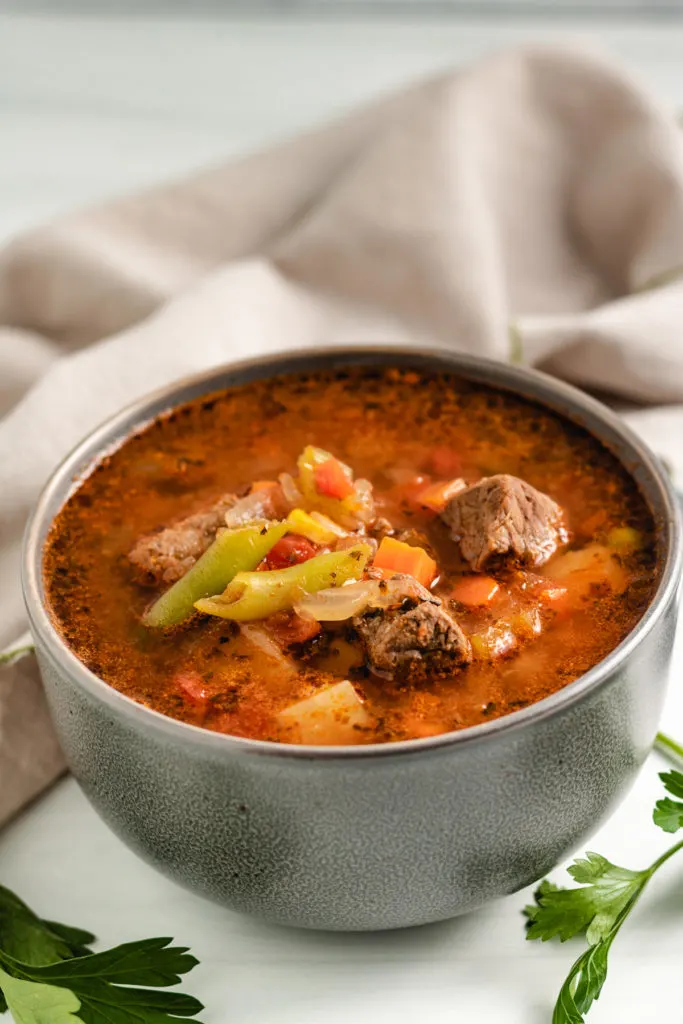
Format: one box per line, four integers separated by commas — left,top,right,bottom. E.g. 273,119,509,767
22,344,683,761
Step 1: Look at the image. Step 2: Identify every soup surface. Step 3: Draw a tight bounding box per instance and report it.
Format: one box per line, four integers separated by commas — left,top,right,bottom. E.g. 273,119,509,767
44,366,659,745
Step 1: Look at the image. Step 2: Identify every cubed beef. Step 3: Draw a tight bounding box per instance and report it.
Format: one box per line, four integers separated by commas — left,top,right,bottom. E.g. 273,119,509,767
353,575,471,682
441,474,565,571
128,493,237,585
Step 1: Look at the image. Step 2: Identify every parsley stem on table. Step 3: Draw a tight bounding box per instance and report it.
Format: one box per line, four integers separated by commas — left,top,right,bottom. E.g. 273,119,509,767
0,646,35,667
525,731,683,1023
654,729,683,764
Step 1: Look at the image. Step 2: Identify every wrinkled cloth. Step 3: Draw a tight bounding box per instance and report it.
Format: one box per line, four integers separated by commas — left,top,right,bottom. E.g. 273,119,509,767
2,43,683,826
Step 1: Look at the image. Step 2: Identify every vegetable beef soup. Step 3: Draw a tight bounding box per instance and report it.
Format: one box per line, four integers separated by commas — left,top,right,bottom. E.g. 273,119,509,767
44,367,660,745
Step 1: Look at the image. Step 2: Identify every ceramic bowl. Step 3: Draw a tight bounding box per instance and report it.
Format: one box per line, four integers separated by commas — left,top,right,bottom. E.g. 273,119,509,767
23,347,682,930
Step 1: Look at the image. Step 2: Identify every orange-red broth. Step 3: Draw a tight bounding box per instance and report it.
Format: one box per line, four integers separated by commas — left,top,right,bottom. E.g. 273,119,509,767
44,368,659,744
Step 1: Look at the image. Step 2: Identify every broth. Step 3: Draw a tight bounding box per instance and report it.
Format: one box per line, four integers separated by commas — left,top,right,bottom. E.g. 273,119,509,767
43,367,660,744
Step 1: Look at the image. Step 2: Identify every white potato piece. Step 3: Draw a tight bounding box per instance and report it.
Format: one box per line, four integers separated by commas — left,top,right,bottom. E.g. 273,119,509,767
277,680,373,745
545,543,627,596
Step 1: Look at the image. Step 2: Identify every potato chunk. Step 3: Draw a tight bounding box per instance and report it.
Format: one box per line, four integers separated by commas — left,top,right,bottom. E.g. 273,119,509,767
276,681,372,745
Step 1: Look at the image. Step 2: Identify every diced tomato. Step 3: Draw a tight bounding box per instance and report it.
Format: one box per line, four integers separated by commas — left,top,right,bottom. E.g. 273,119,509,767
175,671,211,709
314,457,354,500
427,446,463,478
264,534,319,570
450,575,500,607
418,478,468,513
265,611,322,648
373,536,438,588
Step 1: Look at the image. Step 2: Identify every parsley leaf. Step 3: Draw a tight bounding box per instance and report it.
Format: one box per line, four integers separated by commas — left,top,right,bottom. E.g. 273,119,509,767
0,888,203,1024
0,887,95,1015
525,856,646,946
0,968,82,1024
524,742,683,1022
0,886,94,965
653,769,683,833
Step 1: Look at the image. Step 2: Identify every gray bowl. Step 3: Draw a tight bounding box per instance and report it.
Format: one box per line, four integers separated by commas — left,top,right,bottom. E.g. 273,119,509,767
22,347,682,931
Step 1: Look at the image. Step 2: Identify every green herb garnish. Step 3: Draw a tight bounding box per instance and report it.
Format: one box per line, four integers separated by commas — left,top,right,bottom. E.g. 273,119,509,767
0,885,203,1023
524,732,683,1022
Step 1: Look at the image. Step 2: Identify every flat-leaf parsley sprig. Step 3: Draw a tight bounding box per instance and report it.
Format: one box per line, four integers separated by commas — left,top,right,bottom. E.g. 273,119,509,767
524,731,683,1023
0,884,203,1024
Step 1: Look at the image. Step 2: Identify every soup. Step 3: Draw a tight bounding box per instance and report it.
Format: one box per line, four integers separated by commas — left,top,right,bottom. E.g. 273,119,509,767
43,366,659,745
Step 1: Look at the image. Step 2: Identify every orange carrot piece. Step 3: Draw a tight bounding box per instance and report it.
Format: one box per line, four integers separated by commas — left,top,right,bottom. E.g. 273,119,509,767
314,458,354,499
418,478,468,512
373,536,438,587
250,480,278,493
450,575,500,607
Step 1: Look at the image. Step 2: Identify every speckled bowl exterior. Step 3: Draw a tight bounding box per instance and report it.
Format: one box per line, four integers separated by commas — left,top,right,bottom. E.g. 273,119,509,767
23,348,682,931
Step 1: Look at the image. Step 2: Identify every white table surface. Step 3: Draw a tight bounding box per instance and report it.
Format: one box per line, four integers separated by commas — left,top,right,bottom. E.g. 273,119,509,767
3,10,683,1022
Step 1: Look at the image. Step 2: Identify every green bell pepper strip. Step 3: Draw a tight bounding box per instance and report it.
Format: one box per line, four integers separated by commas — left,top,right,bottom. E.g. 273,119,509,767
194,543,372,622
143,520,288,628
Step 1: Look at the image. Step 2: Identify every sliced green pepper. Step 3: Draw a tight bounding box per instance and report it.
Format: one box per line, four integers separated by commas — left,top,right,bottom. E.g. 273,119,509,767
194,543,371,622
143,521,288,628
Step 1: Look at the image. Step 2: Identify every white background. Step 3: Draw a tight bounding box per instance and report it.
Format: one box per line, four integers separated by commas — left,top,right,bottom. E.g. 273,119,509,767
2,10,683,1022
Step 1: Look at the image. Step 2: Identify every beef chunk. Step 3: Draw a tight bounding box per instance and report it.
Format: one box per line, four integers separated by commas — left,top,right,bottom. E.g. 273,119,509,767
353,575,471,683
441,474,565,571
128,493,237,585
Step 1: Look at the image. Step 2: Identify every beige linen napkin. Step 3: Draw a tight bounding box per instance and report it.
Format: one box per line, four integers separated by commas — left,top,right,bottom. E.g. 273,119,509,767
2,42,683,827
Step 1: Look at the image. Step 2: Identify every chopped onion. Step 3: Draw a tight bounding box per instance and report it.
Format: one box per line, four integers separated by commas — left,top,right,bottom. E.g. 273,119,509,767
294,575,427,622
335,534,378,556
294,581,378,621
279,472,303,507
238,624,297,675
348,478,376,524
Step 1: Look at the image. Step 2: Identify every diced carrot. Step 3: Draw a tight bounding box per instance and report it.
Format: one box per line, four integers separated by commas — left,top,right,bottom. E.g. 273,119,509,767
314,457,354,499
250,480,278,493
450,575,499,607
373,536,438,587
428,446,463,478
418,478,468,513
175,671,210,708
264,535,319,570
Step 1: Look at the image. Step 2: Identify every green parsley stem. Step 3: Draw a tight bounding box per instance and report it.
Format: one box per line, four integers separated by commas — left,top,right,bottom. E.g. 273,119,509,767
647,835,683,876
0,645,36,666
655,731,683,766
